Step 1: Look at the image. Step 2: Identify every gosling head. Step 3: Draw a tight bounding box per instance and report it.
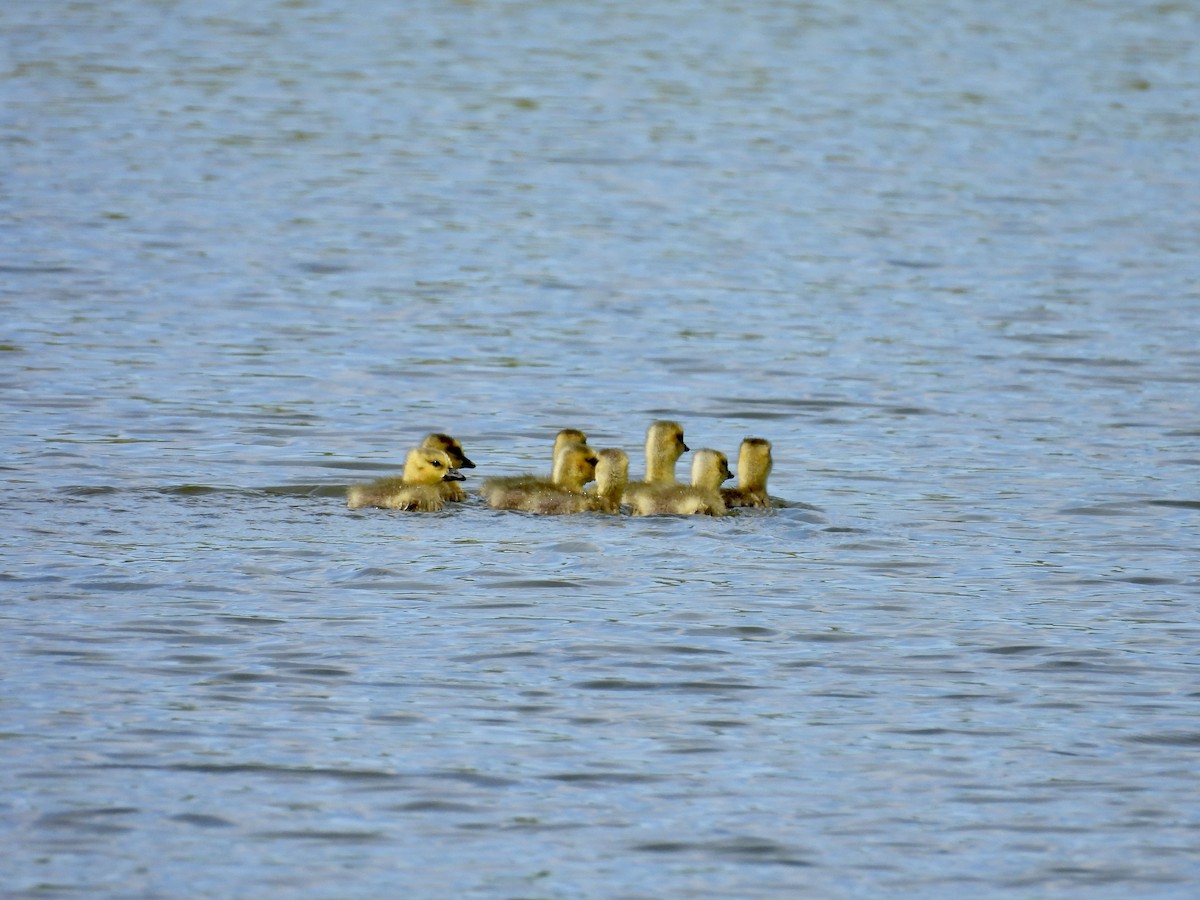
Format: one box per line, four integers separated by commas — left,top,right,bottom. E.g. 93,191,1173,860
737,437,773,488
645,420,689,482
403,447,467,485
552,442,600,491
422,433,475,469
594,448,630,494
553,428,589,462
691,448,733,492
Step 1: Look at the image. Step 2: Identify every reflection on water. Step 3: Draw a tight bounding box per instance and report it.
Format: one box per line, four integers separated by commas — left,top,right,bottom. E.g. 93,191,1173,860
3,0,1200,896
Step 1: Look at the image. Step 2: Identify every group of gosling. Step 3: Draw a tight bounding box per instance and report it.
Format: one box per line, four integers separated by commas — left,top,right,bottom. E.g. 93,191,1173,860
346,421,773,517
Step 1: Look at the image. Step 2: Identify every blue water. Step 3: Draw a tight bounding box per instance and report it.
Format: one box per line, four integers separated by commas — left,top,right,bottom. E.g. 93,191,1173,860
3,0,1199,896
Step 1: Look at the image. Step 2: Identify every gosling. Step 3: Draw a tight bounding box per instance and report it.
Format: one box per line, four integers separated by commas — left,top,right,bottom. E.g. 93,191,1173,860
514,447,628,515
586,448,630,514
621,420,689,506
629,448,733,517
346,447,466,511
481,442,599,512
478,429,587,505
421,433,475,502
721,437,773,508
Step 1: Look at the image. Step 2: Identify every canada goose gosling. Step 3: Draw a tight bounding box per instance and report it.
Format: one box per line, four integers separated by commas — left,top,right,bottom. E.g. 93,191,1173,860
481,442,599,511
629,448,732,517
643,420,689,484
514,447,627,515
589,448,630,514
478,429,587,505
721,437,773,508
622,420,689,506
346,447,465,511
421,432,475,502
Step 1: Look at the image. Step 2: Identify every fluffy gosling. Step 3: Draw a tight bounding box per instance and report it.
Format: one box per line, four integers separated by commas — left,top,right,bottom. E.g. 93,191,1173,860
346,447,465,511
587,448,630,514
519,447,628,515
721,437,773,508
478,429,586,506
481,441,599,512
421,432,475,502
621,420,689,506
629,448,732,516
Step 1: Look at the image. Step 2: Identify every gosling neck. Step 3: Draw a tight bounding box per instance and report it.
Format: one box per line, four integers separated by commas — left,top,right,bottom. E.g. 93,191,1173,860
646,459,675,484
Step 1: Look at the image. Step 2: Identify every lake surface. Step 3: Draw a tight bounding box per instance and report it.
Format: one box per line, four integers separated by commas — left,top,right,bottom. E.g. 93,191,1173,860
3,0,1199,896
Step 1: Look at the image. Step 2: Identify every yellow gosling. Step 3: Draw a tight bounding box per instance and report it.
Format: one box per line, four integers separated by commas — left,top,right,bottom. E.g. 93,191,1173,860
346,448,466,511
621,420,689,506
481,442,599,512
587,448,630,513
629,448,732,517
478,429,586,505
525,449,629,515
721,437,773,508
492,447,626,515
421,433,475,502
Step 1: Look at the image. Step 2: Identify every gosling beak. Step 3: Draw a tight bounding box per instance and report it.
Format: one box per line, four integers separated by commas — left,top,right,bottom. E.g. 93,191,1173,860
443,470,467,482
458,455,476,469
680,441,690,453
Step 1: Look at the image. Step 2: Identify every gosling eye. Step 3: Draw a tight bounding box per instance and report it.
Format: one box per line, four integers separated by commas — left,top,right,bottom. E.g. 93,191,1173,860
431,460,443,468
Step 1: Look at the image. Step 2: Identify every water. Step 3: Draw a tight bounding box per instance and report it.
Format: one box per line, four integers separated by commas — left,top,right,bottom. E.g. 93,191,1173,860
3,0,1199,896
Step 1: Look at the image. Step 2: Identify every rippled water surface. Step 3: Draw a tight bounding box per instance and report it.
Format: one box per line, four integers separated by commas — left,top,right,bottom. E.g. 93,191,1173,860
3,0,1200,896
